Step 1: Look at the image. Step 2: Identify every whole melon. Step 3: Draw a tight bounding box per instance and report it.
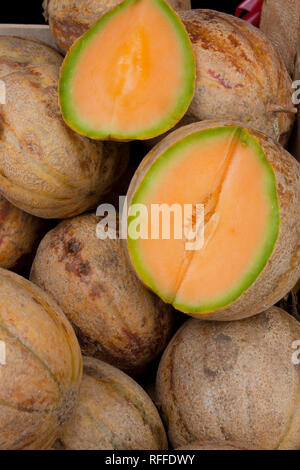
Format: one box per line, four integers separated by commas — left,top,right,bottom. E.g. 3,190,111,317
156,307,300,450
30,213,174,375
56,356,168,450
178,9,295,145
0,195,44,270
43,0,191,55
0,268,82,450
0,36,129,219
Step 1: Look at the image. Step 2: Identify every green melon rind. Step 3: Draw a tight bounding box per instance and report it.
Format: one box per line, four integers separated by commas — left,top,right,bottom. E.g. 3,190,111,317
127,126,280,314
59,0,195,141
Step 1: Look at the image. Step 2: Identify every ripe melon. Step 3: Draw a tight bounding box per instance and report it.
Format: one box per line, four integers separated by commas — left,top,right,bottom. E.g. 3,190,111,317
177,9,295,146
56,356,168,450
125,121,300,321
156,307,300,450
0,195,44,270
0,268,82,450
59,0,195,141
0,36,129,219
43,0,191,55
30,213,174,375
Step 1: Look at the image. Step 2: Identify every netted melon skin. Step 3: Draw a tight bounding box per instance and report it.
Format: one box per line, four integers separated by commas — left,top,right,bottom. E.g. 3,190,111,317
177,441,255,450
157,307,300,450
260,0,300,77
178,10,295,146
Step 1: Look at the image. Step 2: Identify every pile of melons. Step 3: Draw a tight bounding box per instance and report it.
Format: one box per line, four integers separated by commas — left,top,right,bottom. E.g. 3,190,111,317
0,0,299,450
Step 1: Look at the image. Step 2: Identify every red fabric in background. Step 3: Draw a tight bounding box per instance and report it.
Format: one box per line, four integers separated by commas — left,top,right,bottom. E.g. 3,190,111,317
235,0,263,26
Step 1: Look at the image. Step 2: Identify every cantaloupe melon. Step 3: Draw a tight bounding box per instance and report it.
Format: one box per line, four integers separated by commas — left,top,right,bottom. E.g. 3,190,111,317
156,307,300,450
0,36,129,219
30,213,174,375
59,0,195,141
55,357,168,450
178,9,295,146
43,0,191,55
0,269,82,450
125,121,300,321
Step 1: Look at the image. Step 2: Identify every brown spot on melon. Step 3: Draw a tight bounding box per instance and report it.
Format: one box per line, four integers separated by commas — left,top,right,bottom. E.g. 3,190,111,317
30,213,174,376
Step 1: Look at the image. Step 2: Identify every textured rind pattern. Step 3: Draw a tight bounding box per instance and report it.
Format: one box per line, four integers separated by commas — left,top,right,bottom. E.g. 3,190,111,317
30,213,174,375
43,0,192,55
57,357,168,450
178,10,294,146
260,0,300,76
0,36,129,219
177,440,255,450
126,120,300,321
156,307,300,450
0,268,82,450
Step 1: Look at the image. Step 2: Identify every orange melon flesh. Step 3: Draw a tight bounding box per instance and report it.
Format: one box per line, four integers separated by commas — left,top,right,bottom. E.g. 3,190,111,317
127,127,279,314
59,0,195,140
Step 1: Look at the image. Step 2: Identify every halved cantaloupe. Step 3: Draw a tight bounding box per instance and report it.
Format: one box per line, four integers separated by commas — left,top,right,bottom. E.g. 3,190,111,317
59,0,195,140
125,121,300,321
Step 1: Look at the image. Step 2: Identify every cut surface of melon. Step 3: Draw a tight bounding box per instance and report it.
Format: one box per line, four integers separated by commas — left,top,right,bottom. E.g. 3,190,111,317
59,0,195,140
127,126,280,313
